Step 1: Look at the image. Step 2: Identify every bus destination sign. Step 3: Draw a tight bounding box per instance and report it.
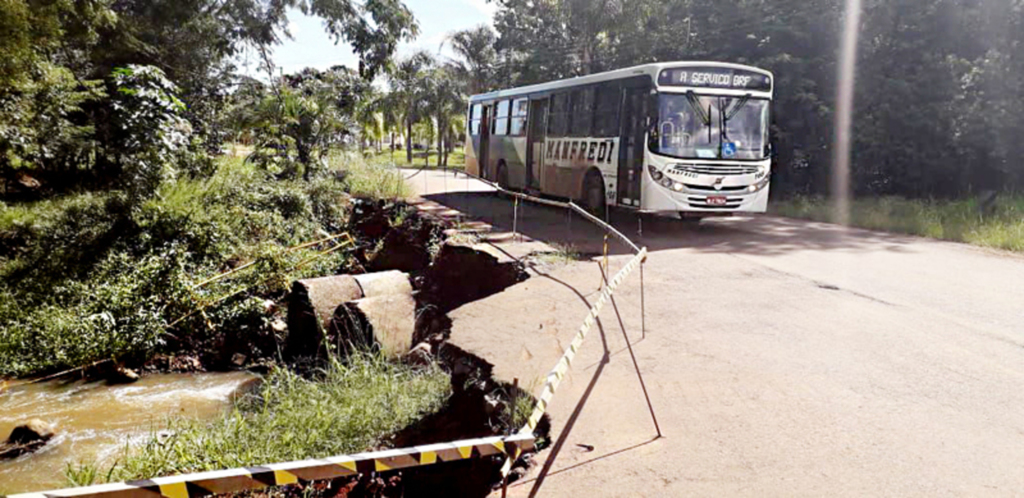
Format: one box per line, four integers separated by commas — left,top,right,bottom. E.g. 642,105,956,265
658,67,772,91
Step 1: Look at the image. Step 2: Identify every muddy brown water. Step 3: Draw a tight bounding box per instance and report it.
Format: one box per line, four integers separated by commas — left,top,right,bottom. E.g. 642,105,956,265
0,372,257,494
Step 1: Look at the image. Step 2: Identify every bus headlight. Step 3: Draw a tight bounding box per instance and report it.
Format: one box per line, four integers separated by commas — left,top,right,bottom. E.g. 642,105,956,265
746,177,770,193
648,165,663,181
672,182,685,192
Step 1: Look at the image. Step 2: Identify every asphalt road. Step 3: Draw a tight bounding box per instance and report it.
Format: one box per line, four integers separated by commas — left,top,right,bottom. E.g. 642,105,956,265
406,169,1024,497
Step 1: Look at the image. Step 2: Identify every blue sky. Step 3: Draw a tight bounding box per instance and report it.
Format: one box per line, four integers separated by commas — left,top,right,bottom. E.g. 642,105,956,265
236,0,497,78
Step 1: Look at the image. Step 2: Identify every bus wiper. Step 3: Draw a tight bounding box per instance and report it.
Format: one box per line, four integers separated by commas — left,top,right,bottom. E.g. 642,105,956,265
721,94,753,150
684,91,714,146
685,91,710,126
725,93,752,120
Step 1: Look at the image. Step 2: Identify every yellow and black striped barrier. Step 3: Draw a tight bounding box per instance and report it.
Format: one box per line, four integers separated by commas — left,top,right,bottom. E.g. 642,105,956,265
2,434,535,498
520,247,647,434
500,246,648,483
438,169,652,482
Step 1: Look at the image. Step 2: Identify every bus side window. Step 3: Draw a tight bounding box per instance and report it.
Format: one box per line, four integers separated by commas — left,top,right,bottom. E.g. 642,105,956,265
510,98,528,136
570,88,595,137
494,100,510,136
548,93,569,136
469,104,483,135
593,83,621,137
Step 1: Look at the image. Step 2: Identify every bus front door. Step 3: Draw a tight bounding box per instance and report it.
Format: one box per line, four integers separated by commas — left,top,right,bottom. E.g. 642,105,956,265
618,88,647,207
526,99,548,191
479,105,491,179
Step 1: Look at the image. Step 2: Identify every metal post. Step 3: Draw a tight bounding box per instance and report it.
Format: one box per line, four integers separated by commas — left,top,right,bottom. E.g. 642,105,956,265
602,234,609,288
502,377,519,498
512,196,520,243
640,262,646,340
567,208,572,239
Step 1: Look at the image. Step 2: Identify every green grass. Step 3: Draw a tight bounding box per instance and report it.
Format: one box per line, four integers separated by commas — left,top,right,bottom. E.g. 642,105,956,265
66,352,451,485
772,195,1024,252
328,150,410,199
0,153,410,378
364,147,466,170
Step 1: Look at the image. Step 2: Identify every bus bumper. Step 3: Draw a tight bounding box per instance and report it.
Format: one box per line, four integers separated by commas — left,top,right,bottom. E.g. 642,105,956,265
640,179,770,214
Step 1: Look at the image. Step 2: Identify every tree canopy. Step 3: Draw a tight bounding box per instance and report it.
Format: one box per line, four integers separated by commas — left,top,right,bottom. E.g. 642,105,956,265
488,0,1024,198
0,0,418,194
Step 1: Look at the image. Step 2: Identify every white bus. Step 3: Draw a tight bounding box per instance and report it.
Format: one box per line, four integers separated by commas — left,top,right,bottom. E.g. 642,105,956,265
465,62,774,218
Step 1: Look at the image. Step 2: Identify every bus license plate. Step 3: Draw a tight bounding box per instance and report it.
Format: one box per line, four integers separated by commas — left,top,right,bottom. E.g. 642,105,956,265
706,196,727,206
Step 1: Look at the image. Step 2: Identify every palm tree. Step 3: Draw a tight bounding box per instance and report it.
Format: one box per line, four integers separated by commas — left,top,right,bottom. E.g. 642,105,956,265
425,64,467,167
354,87,386,152
387,51,434,164
445,25,499,95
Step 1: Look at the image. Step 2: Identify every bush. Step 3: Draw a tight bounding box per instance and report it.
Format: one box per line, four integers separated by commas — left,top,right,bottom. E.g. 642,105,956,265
0,156,362,377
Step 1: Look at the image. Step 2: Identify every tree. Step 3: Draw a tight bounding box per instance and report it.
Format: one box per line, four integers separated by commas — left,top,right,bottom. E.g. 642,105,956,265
446,25,499,95
355,87,386,152
491,0,1024,199
105,65,194,201
425,64,467,166
246,67,369,180
0,0,114,190
387,52,434,164
1,0,420,195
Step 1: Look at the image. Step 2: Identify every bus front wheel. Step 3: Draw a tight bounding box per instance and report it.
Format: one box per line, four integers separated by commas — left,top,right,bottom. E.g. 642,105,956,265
584,172,606,217
677,212,703,225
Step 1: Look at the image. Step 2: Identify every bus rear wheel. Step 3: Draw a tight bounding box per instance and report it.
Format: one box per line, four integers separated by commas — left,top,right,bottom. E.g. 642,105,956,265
584,172,606,217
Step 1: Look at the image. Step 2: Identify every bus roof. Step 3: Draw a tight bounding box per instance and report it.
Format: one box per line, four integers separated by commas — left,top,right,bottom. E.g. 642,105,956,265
468,61,774,104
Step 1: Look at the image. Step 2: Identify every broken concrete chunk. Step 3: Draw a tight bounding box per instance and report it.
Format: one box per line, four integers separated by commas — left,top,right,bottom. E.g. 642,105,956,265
419,242,527,313
285,274,363,359
328,292,417,359
287,271,414,360
353,270,413,298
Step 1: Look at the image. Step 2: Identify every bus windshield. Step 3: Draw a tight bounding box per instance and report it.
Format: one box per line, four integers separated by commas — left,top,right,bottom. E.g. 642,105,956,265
651,93,769,160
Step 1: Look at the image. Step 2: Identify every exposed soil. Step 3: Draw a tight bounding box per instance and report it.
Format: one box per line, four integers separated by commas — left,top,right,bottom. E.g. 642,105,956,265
264,198,544,497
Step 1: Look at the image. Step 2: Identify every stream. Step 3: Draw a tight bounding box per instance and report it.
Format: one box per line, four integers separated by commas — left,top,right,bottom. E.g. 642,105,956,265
0,372,257,495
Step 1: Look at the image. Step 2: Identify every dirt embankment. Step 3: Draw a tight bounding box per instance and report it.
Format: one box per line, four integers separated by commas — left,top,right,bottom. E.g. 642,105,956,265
271,199,547,497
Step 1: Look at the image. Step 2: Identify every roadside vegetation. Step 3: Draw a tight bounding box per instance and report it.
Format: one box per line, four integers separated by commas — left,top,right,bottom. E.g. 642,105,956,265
0,155,407,378
772,196,1024,253
66,353,450,485
366,148,467,170
0,0,536,494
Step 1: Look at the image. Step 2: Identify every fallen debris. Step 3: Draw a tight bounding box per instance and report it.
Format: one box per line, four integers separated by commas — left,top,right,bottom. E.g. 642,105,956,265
0,419,56,459
328,292,417,359
109,365,140,384
286,274,365,359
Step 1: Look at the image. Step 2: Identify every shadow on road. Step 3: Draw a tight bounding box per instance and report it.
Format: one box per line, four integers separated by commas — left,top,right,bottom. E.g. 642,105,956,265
422,191,919,257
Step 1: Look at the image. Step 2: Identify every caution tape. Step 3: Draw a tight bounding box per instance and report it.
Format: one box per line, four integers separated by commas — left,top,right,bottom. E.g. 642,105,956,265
2,434,535,498
434,169,651,481
520,247,648,434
